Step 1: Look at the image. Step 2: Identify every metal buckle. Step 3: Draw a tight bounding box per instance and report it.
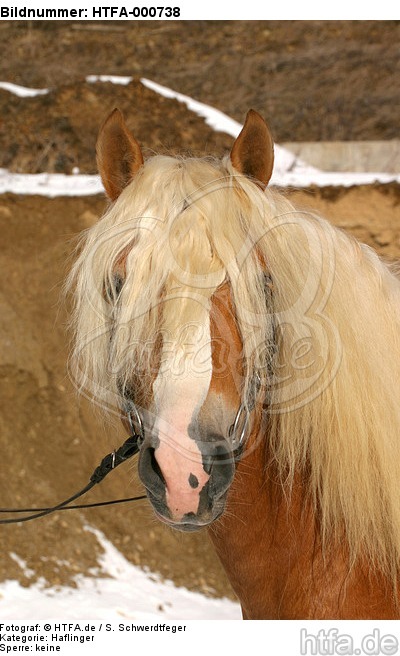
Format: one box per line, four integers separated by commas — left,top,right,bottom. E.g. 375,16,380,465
126,402,145,447
229,403,250,451
228,371,261,453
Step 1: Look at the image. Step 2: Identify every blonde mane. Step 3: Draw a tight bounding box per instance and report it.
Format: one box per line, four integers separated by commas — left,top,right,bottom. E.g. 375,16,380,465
67,154,400,578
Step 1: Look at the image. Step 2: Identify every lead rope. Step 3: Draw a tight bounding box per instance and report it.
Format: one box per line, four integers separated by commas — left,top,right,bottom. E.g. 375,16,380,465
0,382,262,525
0,433,146,525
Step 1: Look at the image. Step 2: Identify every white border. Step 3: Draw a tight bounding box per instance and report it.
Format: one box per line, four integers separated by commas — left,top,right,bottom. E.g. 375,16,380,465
0,1,397,20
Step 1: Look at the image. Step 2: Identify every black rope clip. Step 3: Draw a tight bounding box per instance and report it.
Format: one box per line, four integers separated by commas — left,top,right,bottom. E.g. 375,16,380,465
90,435,141,484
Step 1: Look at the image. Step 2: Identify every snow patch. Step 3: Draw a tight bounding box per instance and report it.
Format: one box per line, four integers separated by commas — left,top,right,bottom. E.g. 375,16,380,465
0,81,49,97
0,525,241,620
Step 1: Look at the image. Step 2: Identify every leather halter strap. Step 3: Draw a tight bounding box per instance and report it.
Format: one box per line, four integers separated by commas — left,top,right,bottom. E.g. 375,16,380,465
125,370,261,458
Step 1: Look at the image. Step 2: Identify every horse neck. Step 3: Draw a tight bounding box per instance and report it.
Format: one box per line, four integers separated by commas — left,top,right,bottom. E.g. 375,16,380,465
207,418,399,619
207,420,313,618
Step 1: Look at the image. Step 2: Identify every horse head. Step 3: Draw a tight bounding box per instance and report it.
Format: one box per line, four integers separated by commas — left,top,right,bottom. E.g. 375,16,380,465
90,108,274,531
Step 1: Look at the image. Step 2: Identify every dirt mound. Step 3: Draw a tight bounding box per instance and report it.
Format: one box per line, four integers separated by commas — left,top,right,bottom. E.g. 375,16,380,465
0,21,398,174
0,21,399,605
0,21,399,142
0,78,233,173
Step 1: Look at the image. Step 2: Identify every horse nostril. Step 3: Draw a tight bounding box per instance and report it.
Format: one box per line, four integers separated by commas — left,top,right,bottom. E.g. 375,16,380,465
138,445,166,500
149,447,166,485
207,443,235,500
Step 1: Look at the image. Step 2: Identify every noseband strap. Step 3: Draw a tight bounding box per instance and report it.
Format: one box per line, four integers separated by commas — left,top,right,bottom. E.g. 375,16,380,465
125,371,262,458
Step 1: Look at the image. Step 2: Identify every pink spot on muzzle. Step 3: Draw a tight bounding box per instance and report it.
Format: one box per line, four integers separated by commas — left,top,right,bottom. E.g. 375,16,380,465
153,429,210,521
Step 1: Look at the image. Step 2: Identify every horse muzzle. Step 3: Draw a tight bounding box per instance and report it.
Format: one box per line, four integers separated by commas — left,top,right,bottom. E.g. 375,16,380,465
137,434,236,531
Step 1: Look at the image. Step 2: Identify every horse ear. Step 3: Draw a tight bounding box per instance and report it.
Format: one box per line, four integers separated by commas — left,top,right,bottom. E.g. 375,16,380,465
96,108,144,201
230,109,274,187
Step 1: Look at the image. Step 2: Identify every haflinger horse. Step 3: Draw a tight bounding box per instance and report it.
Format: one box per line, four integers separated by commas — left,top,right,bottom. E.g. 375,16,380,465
67,107,400,619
